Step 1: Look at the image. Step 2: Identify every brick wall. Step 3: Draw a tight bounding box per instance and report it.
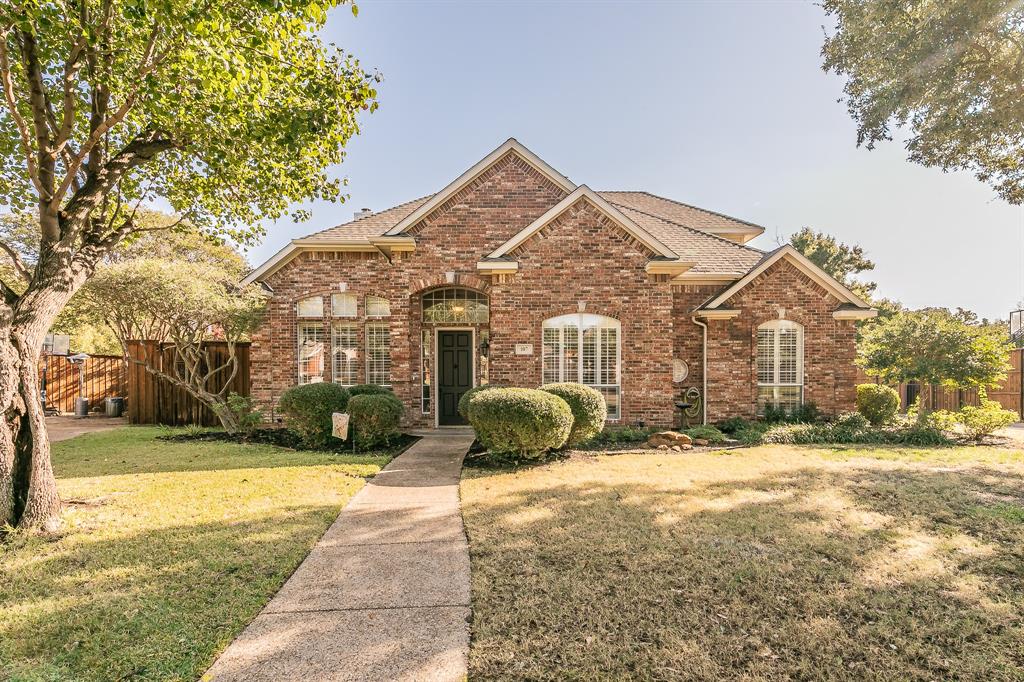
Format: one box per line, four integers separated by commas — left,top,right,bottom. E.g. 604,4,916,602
703,258,858,421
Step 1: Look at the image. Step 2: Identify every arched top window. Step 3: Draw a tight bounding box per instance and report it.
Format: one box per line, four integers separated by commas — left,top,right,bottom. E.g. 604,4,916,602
542,313,621,420
366,295,391,317
296,295,323,318
422,288,488,324
757,319,803,414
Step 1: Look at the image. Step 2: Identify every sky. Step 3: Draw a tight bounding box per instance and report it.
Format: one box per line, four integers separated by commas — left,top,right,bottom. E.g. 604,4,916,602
248,0,1024,321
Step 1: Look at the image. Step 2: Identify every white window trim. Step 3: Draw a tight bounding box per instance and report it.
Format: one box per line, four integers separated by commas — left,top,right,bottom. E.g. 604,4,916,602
541,313,621,420
756,320,804,410
365,321,391,387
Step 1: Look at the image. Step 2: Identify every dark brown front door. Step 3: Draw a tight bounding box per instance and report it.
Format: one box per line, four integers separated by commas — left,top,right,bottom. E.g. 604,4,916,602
438,330,473,425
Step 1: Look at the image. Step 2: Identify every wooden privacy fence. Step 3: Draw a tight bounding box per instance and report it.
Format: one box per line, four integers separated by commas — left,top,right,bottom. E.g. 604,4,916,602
855,348,1024,419
125,340,251,427
38,353,126,414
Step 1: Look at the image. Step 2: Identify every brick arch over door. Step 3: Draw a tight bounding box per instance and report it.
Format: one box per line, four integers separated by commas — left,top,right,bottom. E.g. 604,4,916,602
409,272,491,296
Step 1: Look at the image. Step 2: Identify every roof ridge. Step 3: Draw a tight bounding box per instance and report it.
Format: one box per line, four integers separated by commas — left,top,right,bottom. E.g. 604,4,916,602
600,190,767,232
606,200,765,255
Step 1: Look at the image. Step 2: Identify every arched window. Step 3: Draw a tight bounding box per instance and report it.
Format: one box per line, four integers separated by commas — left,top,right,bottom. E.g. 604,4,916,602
422,288,488,324
542,313,620,420
757,320,803,414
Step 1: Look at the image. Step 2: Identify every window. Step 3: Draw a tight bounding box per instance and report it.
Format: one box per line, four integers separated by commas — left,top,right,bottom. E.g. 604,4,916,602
757,320,804,413
366,322,391,386
296,295,323,318
421,329,432,414
422,288,488,324
366,295,391,317
332,323,358,386
298,322,325,384
332,293,357,317
542,313,621,419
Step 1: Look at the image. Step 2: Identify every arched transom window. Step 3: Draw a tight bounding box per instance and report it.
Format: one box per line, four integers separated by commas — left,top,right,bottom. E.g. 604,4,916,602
542,313,621,420
756,319,803,414
422,288,489,324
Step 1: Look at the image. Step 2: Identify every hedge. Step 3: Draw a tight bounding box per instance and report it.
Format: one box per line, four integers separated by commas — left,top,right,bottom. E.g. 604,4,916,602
278,382,351,448
348,393,403,448
539,382,606,446
467,387,572,460
856,383,900,426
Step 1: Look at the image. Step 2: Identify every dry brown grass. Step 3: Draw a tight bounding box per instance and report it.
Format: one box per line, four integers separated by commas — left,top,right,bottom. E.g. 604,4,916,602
461,445,1024,680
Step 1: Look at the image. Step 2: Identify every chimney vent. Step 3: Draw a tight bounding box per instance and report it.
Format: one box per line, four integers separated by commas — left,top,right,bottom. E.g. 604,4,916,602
353,208,373,220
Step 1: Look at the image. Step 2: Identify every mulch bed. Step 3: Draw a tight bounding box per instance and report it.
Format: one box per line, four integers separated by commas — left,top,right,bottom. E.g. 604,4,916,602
159,428,419,455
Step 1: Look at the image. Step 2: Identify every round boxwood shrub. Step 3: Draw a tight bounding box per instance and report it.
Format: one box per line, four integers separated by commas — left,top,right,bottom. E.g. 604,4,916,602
347,384,393,397
856,383,900,426
467,387,573,460
539,382,606,446
457,384,503,421
349,393,403,448
278,382,351,448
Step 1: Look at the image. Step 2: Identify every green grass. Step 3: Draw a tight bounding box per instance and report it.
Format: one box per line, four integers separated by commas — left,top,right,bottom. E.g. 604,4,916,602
0,426,392,681
462,444,1024,680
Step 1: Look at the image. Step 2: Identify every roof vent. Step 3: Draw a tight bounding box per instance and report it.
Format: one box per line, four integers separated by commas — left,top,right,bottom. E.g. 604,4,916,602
353,208,373,220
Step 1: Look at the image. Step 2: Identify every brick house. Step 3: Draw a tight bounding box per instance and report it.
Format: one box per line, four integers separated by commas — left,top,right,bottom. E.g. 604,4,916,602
243,139,875,428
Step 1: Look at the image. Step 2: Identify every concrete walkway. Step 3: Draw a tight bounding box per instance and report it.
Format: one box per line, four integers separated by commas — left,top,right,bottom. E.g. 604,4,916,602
47,415,127,442
204,430,476,682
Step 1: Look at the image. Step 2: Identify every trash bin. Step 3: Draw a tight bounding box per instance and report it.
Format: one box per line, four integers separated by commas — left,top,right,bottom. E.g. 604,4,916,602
105,397,125,418
74,397,89,417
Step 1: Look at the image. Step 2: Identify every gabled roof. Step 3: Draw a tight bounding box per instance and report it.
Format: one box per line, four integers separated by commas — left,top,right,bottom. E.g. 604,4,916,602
383,138,576,236
600,191,765,243
700,245,874,311
486,185,680,260
300,196,432,242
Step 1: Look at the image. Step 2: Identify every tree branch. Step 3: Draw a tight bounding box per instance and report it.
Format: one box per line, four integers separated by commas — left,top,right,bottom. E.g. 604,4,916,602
17,28,57,197
0,241,31,282
0,32,46,198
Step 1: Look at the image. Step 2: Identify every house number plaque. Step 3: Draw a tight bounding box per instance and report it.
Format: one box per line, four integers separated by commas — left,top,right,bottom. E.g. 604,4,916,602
515,343,534,356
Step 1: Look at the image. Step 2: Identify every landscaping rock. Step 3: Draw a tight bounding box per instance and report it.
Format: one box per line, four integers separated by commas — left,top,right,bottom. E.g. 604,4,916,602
670,445,682,452
694,438,709,447
657,444,670,451
647,431,693,449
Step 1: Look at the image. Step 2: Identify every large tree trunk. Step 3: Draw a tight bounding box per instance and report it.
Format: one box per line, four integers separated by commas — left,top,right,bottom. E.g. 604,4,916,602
1,248,90,530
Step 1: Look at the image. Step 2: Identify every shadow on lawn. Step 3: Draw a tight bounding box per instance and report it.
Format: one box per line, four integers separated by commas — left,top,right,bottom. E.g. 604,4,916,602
464,462,1024,681
0,506,336,681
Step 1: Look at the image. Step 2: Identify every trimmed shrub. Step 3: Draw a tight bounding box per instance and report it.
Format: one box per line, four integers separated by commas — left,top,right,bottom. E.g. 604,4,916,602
347,384,393,397
349,393,403,448
684,425,728,444
467,387,573,460
717,417,750,435
458,384,502,421
539,382,607,446
278,383,351,448
757,414,950,447
856,384,900,426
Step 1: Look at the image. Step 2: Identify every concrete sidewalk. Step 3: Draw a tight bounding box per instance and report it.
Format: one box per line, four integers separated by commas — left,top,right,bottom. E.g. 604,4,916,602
204,431,476,682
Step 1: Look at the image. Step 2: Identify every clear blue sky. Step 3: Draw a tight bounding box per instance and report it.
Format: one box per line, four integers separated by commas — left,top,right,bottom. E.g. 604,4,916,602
250,0,1024,321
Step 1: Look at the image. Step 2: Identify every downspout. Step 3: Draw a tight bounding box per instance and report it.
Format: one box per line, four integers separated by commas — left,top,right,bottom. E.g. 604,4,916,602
691,315,708,425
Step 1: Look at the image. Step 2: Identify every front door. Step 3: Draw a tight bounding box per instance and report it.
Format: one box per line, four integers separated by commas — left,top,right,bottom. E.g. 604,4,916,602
438,330,473,425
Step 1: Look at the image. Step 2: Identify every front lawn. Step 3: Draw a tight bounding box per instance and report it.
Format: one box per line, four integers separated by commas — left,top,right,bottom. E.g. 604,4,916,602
0,426,395,681
462,445,1024,680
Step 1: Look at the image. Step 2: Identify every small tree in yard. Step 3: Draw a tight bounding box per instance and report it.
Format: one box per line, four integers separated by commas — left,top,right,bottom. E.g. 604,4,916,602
859,308,1012,390
0,1,376,529
83,259,264,433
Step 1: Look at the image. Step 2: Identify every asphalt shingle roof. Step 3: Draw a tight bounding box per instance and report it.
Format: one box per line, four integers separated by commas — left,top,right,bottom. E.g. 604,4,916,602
299,190,765,274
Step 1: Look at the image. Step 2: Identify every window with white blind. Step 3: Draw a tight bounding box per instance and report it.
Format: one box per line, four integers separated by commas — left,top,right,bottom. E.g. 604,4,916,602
542,313,621,419
366,295,391,318
297,322,325,384
756,320,803,414
331,293,357,317
366,322,391,386
332,323,359,386
296,295,323,318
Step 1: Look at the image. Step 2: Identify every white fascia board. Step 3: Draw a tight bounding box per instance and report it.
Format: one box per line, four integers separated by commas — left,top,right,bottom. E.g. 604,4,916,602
833,308,878,320
384,138,577,236
695,309,741,320
704,245,873,310
645,260,696,276
240,239,384,286
488,185,679,260
671,271,745,285
476,261,519,273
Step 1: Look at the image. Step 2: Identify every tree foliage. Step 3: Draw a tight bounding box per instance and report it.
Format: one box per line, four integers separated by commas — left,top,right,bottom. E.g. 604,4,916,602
822,0,1024,204
858,308,1012,388
0,1,375,528
82,259,265,432
789,227,876,299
